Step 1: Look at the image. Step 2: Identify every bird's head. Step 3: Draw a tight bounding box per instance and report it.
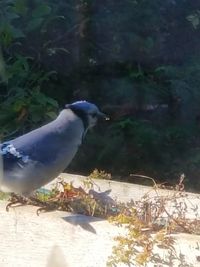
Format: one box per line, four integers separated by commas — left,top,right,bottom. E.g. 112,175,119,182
65,101,109,129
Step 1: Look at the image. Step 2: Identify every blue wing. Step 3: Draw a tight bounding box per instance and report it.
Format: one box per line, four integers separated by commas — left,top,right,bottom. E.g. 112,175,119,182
0,142,29,171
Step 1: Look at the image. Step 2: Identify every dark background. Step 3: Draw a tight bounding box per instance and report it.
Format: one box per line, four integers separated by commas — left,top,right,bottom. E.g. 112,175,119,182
1,0,200,190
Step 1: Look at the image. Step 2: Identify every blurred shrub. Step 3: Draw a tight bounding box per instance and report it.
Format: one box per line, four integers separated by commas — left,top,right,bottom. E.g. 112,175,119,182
0,0,60,138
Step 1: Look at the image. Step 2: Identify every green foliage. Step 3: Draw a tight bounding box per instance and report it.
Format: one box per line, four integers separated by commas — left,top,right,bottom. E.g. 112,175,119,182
0,191,10,200
89,169,111,180
1,0,200,188
107,181,200,266
0,0,59,138
34,178,117,217
0,54,58,137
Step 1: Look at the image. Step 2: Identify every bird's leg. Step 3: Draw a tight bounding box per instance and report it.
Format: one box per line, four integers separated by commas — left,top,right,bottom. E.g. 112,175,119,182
6,193,28,211
6,194,58,213
17,195,59,215
28,196,48,206
35,200,60,215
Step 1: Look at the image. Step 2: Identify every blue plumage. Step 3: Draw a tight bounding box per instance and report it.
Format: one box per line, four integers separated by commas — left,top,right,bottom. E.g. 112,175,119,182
0,101,106,195
1,143,29,169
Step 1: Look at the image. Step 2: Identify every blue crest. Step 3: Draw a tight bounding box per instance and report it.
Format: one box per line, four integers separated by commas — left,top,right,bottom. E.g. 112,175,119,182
65,100,98,112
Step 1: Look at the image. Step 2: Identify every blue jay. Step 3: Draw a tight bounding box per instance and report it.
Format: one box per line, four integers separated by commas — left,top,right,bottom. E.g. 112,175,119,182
0,101,107,197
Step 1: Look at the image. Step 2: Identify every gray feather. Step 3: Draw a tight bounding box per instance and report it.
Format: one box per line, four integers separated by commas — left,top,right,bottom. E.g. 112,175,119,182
0,101,105,195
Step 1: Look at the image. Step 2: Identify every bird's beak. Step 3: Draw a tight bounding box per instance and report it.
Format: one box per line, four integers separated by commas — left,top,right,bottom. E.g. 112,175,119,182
97,111,110,121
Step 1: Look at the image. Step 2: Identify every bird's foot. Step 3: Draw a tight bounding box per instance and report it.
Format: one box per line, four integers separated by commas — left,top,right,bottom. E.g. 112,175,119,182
36,202,60,215
6,193,28,211
28,197,57,215
6,193,59,214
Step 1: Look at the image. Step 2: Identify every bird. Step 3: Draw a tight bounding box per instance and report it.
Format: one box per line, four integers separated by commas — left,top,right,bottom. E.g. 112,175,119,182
0,101,107,198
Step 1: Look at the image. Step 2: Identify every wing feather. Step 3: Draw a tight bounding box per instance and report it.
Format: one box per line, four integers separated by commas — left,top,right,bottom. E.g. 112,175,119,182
0,142,30,171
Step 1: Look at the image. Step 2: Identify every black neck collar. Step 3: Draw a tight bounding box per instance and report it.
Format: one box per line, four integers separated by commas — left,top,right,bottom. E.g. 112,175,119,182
67,106,89,130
